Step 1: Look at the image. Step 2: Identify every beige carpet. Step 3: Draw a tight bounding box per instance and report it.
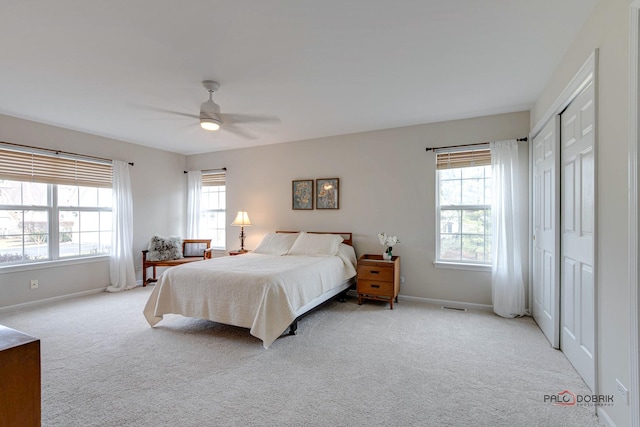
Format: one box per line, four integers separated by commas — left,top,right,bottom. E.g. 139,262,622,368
0,287,602,426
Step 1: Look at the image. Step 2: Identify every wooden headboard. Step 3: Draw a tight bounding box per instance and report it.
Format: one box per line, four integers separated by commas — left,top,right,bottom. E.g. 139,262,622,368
276,231,353,247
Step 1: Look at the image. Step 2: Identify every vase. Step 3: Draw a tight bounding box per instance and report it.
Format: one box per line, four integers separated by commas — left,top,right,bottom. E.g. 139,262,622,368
383,251,392,260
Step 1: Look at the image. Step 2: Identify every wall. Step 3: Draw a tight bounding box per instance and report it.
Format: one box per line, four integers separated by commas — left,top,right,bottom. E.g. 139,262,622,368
531,0,631,425
0,114,186,309
0,110,529,310
186,111,530,307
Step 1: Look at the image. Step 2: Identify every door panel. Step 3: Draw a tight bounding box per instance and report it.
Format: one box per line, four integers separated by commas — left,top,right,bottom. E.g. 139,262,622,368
564,160,575,232
532,118,560,348
581,149,595,233
581,265,595,356
560,81,595,392
563,257,576,334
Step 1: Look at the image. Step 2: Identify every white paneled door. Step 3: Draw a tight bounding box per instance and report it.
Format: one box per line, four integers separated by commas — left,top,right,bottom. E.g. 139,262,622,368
532,117,560,349
560,80,596,392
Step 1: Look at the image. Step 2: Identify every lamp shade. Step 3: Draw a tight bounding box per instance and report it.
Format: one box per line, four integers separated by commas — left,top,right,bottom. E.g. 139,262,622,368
231,211,252,226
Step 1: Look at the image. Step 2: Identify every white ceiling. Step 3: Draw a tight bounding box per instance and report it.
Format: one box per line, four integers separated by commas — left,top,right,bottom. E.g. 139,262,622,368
0,0,598,155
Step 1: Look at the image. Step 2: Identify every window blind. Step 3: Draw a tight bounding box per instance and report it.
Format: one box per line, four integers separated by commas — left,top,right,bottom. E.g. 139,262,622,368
0,147,112,188
435,148,491,170
201,171,225,187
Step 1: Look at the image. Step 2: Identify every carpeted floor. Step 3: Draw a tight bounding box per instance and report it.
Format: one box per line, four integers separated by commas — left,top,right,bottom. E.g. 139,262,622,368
0,286,602,426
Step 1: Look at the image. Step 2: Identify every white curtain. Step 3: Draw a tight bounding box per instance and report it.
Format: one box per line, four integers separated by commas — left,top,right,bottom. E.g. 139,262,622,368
107,160,137,292
186,170,202,238
490,140,526,317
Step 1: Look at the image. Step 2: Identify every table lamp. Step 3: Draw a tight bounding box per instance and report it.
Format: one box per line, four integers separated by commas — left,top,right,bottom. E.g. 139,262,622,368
231,211,252,252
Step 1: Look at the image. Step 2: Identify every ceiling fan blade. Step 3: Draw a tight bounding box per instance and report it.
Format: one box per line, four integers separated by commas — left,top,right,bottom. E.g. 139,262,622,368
163,110,200,119
128,103,199,119
221,113,281,125
148,109,199,120
221,124,257,140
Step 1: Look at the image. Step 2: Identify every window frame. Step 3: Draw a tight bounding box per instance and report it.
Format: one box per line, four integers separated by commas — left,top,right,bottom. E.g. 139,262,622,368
0,144,113,269
199,171,226,250
0,180,113,267
434,147,492,270
56,184,113,260
0,183,52,263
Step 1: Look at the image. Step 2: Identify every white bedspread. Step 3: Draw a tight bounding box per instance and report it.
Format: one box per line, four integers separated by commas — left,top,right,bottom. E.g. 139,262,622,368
143,248,356,348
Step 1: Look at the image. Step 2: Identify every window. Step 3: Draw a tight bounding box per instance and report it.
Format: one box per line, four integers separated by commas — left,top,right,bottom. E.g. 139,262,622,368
0,145,112,266
436,148,492,264
199,171,226,248
57,184,112,258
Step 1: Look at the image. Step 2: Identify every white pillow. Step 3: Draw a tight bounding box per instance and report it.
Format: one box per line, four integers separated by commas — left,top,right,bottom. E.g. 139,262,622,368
287,232,344,256
253,232,300,255
337,243,357,266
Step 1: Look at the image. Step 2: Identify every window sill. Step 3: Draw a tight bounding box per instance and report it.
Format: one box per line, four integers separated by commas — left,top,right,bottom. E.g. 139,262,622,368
433,261,491,272
0,255,109,274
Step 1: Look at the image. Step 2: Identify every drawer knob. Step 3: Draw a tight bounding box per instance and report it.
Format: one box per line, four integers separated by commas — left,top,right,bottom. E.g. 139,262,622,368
370,270,380,274
371,284,380,288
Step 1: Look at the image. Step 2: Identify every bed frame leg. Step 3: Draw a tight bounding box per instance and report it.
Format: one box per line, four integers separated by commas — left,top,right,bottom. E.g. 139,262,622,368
288,321,298,335
286,286,351,337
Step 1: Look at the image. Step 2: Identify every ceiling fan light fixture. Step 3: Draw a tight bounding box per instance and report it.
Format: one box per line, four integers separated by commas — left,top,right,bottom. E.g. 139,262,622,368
199,87,222,131
200,117,221,131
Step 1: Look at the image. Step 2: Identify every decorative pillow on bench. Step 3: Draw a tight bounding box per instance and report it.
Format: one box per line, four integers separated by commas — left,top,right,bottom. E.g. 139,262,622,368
147,235,183,261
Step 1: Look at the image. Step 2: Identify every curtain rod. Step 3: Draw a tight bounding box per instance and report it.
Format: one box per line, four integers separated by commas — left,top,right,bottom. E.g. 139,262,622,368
425,137,528,152
183,167,227,174
0,140,134,166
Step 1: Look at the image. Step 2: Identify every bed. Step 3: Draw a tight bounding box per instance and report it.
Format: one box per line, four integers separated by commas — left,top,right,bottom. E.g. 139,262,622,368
143,231,356,348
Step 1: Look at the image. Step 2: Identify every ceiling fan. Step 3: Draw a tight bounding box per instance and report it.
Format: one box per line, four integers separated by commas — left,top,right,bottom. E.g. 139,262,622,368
140,80,279,139
199,80,223,131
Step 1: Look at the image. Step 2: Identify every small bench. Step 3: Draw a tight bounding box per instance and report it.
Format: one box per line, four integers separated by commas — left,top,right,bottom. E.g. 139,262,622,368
142,239,211,286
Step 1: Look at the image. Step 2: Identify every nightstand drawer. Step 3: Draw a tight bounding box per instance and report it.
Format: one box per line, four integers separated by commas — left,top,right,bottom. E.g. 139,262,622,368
357,265,394,282
357,279,394,296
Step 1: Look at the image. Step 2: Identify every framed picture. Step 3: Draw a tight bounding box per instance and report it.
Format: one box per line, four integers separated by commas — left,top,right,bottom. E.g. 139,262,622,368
292,179,314,210
316,178,339,209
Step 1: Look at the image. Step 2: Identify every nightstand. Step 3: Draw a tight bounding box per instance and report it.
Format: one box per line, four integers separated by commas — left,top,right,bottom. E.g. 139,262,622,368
357,254,400,309
0,325,40,426
229,249,249,256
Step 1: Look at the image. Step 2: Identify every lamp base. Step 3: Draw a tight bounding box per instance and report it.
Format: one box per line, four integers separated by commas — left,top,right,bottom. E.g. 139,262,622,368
229,249,249,256
238,226,246,252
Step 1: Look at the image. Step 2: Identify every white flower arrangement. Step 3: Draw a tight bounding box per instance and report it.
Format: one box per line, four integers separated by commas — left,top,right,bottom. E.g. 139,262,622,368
378,232,400,254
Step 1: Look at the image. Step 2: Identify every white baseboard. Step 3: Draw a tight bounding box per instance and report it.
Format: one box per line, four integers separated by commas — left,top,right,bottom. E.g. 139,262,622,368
400,295,494,312
0,288,106,314
346,290,493,312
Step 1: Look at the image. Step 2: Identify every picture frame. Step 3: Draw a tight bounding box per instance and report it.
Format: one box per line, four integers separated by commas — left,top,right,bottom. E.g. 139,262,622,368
292,179,314,210
316,178,339,209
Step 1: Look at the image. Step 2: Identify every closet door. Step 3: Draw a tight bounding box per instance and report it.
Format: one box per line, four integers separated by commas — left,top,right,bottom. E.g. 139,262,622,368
532,117,560,348
560,80,596,391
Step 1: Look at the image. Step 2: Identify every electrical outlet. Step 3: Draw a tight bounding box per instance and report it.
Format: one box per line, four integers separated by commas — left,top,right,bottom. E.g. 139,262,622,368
30,279,39,290
400,276,405,283
616,379,629,405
